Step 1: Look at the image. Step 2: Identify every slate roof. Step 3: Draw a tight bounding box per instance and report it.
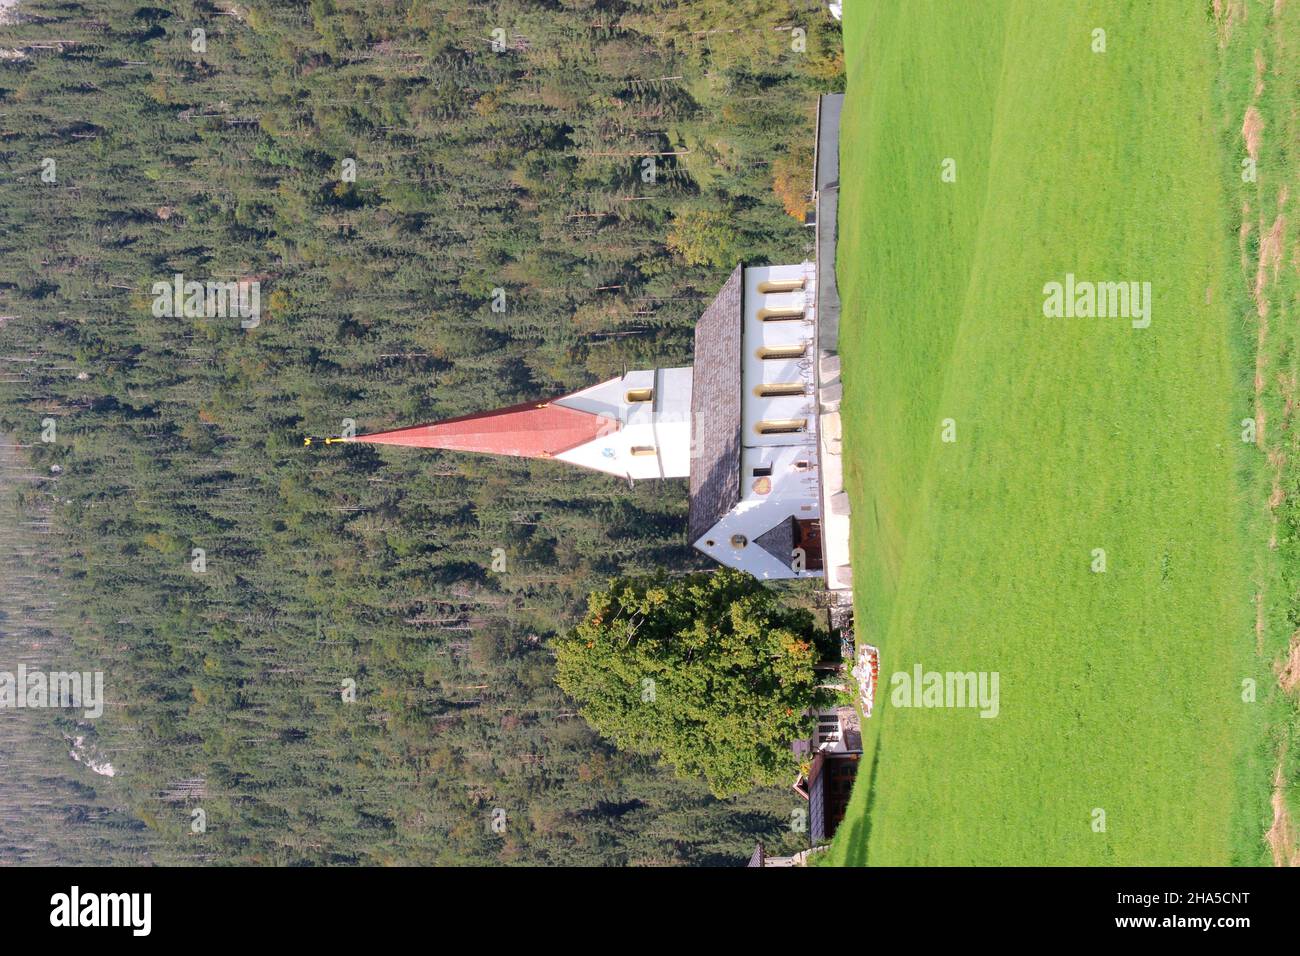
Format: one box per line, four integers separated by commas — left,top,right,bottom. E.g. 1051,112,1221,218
755,515,796,569
815,93,844,353
687,264,744,544
808,751,827,844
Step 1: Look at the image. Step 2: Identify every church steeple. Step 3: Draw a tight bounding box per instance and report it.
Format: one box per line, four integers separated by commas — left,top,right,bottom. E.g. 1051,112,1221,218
341,399,611,459
308,258,834,583
316,367,694,480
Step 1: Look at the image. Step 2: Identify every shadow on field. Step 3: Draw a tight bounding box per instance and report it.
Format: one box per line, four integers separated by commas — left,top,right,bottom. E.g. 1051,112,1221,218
836,733,883,866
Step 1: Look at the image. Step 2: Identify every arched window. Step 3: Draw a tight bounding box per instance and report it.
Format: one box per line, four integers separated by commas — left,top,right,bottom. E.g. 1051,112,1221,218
630,445,657,456
757,307,806,322
625,387,654,403
755,383,806,397
757,344,808,360
758,278,806,294
755,419,807,435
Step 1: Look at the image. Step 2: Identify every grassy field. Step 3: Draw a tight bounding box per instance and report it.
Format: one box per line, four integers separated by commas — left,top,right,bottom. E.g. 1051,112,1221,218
827,0,1299,865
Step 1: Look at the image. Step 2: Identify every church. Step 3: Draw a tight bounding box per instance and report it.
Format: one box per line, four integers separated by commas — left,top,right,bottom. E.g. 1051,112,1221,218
323,96,851,592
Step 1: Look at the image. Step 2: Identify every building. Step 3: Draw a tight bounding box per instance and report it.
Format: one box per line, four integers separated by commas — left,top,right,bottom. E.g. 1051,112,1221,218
753,650,873,862
793,707,861,845
792,653,863,846
325,262,822,582
315,96,850,588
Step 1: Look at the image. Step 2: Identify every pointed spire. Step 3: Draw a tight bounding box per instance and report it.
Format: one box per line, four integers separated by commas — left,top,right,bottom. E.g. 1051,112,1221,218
343,399,615,460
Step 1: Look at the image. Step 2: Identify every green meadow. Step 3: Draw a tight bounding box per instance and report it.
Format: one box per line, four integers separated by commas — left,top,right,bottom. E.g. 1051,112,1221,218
827,0,1297,865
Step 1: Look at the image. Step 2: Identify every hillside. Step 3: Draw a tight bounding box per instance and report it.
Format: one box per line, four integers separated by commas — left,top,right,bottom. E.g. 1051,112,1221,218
829,0,1293,865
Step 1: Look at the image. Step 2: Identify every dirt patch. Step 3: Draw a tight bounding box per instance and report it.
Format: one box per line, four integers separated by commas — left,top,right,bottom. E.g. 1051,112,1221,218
1256,591,1267,653
1257,215,1287,299
1252,213,1287,446
1280,630,1300,694
1255,49,1267,97
1266,759,1300,866
1280,370,1298,419
1243,106,1264,161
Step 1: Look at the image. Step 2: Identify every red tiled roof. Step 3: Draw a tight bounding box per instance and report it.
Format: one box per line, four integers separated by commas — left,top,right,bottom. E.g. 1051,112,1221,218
348,400,613,459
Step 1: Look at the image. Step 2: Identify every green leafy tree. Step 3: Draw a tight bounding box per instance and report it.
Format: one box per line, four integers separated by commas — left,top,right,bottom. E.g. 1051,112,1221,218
554,571,828,798
665,209,744,268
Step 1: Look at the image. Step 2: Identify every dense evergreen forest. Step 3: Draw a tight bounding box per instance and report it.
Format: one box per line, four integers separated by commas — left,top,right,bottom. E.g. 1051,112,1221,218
0,0,842,864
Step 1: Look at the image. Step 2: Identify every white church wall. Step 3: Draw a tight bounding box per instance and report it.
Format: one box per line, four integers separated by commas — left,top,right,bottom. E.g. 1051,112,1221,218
742,264,819,449
554,367,693,479
691,493,823,580
555,370,653,419
654,366,694,477
740,444,821,506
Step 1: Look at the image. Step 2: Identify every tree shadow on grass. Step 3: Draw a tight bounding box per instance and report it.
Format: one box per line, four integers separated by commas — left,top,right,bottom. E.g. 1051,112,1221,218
834,732,882,866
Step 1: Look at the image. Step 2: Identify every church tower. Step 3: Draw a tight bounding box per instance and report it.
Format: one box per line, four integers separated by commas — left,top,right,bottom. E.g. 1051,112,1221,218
324,260,834,584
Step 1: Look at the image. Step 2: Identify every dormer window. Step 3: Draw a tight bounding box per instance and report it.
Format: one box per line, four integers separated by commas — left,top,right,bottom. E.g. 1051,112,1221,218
625,387,654,403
